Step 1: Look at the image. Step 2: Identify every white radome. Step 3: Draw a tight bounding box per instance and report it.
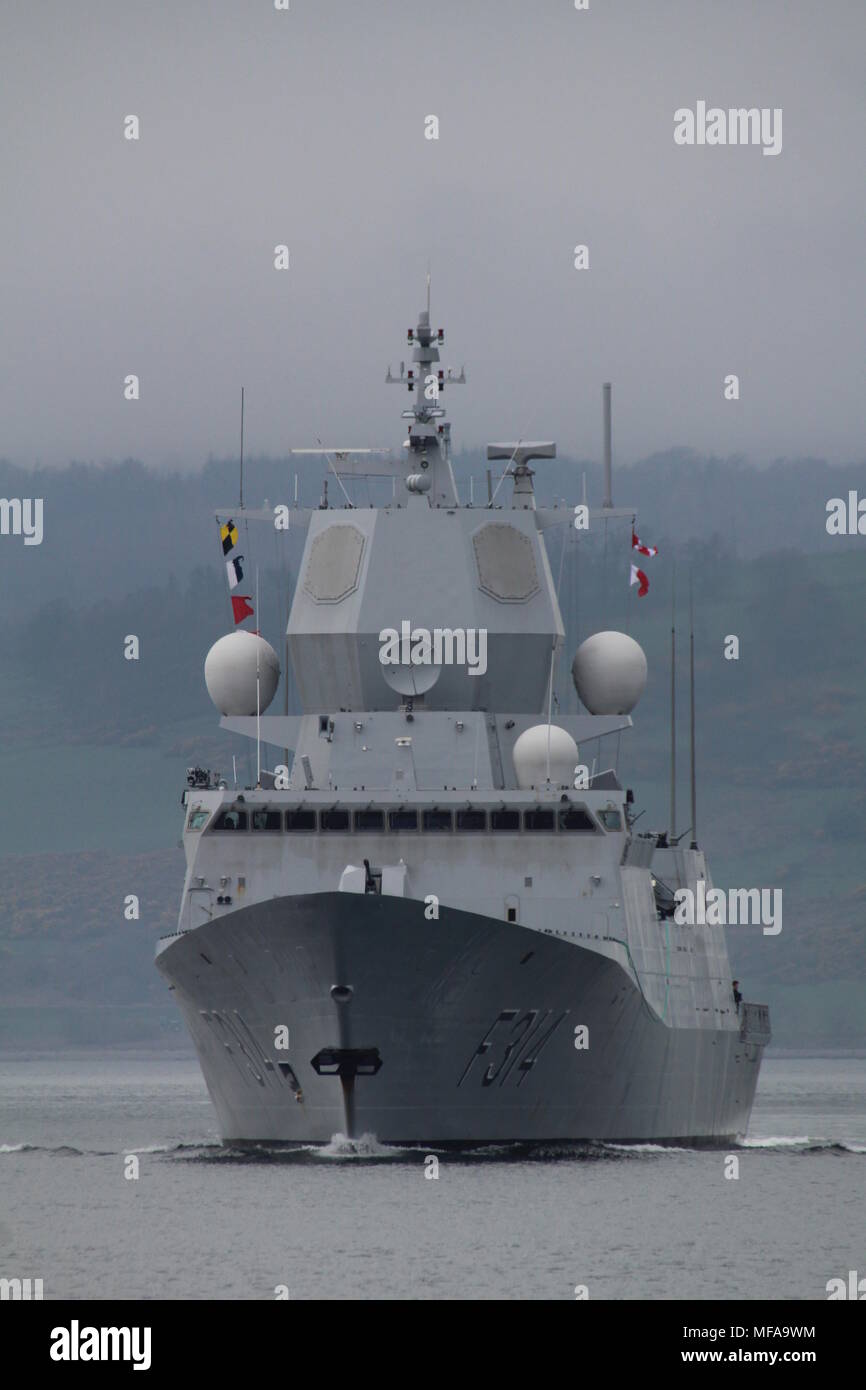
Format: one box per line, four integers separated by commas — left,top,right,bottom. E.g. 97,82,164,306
204,631,281,716
572,631,647,715
512,724,579,789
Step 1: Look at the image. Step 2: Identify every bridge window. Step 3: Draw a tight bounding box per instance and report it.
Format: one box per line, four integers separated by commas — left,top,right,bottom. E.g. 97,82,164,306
186,808,210,831
559,807,597,832
456,809,486,831
212,808,247,831
491,809,520,831
389,809,418,831
251,809,282,831
598,807,622,831
321,809,351,831
354,810,385,831
285,810,316,831
523,809,555,831
422,809,452,832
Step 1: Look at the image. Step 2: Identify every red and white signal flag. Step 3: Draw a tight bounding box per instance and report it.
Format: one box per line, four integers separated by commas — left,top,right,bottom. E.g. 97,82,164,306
630,563,649,597
632,528,658,558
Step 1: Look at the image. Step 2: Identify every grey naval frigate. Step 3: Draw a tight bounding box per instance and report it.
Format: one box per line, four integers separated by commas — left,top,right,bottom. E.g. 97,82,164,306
156,297,771,1145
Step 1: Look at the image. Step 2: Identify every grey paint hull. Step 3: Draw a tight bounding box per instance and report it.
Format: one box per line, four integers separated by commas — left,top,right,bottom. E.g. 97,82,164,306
156,892,764,1144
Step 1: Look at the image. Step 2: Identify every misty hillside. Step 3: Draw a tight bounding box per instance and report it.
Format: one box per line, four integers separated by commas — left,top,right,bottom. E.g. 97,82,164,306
1,447,864,622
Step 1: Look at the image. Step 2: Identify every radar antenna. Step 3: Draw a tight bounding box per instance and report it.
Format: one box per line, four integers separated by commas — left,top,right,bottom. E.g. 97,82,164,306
670,569,677,843
689,573,698,849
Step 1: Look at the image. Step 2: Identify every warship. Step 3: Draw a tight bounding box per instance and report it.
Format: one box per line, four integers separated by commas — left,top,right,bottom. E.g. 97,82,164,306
156,296,771,1145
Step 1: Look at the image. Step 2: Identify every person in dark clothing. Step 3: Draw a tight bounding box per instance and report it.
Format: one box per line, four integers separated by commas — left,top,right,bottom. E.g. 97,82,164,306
363,858,377,894
732,979,743,1010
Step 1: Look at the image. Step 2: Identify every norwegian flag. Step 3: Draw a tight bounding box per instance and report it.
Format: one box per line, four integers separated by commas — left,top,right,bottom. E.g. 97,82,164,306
630,563,649,597
632,528,658,558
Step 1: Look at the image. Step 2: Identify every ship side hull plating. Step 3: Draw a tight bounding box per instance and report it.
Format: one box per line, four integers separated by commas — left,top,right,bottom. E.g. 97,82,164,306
156,892,763,1145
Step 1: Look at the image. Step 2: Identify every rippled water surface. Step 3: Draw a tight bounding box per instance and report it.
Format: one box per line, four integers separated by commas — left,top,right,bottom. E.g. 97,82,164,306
1,1054,863,1299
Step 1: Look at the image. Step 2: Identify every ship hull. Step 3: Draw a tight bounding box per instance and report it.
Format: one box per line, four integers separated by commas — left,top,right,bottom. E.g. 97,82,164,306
156,892,764,1145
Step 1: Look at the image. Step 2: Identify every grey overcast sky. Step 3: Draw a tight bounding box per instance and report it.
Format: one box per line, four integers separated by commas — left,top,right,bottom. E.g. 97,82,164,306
1,0,863,470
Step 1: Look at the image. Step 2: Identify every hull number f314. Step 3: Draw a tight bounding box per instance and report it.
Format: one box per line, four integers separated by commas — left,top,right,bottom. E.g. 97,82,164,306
458,1008,569,1088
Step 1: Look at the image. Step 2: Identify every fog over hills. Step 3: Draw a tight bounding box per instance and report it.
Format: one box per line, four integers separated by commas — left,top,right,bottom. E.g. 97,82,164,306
2,447,864,620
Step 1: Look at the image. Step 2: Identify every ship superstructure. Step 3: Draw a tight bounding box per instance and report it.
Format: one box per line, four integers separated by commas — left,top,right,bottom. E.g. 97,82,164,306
156,299,770,1144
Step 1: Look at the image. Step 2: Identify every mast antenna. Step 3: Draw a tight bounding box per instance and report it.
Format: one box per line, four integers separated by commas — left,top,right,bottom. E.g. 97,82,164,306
602,382,613,509
255,566,261,789
545,638,556,783
689,572,698,849
239,386,245,510
669,566,677,843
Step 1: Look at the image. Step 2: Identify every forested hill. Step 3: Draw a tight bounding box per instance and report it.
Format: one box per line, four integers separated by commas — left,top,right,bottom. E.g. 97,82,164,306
1,448,864,621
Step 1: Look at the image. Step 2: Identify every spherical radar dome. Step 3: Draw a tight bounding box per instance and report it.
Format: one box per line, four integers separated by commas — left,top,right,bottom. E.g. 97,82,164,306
572,631,647,715
204,631,280,716
512,724,579,790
